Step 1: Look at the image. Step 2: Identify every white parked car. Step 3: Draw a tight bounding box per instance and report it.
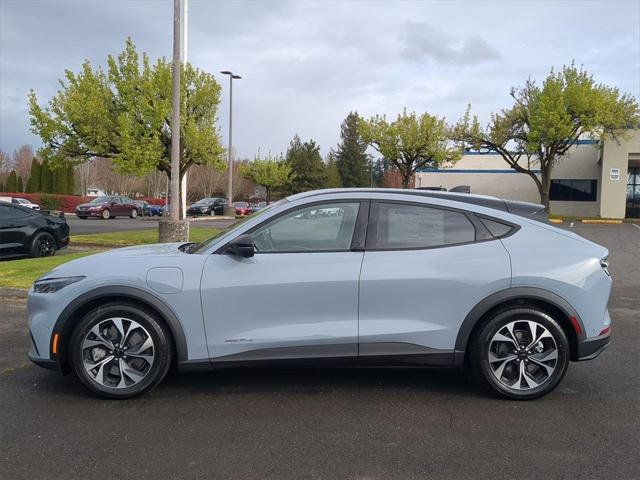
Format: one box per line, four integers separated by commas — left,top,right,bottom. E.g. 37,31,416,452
11,197,40,210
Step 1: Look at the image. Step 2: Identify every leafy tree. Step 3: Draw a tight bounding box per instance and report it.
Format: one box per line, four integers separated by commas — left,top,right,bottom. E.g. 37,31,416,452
5,170,18,192
242,154,293,203
28,38,225,197
285,135,326,194
359,110,462,188
16,175,24,193
454,63,640,211
26,158,41,193
336,112,370,187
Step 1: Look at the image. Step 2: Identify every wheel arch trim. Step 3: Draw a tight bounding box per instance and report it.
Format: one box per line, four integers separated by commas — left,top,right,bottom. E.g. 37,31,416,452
51,285,188,366
454,287,584,365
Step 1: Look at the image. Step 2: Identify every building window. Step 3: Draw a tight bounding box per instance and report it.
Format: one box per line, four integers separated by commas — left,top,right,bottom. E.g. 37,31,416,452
549,180,598,202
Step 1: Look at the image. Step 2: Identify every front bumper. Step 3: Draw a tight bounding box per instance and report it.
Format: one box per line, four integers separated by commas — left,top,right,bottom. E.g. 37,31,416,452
576,334,610,361
27,352,59,371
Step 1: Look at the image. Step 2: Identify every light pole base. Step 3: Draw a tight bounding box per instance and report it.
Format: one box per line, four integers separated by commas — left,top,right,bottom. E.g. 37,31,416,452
223,206,236,217
158,219,190,243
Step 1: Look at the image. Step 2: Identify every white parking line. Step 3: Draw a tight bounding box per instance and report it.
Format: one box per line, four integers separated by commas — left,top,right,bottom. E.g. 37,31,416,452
632,224,640,231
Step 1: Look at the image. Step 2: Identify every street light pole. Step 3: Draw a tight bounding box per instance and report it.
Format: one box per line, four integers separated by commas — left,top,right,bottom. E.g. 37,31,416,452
220,70,241,213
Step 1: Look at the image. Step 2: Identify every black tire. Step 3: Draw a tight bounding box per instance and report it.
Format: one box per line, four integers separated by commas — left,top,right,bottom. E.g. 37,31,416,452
129,208,138,219
69,302,172,399
470,307,570,400
30,231,57,257
101,209,111,220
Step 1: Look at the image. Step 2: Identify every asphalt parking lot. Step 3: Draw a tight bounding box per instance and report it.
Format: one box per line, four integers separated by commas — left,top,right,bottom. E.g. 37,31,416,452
1,223,638,480
66,215,235,235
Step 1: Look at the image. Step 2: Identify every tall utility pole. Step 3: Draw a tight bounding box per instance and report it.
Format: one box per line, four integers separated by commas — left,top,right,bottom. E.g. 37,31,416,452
169,0,181,221
220,70,241,211
179,0,188,218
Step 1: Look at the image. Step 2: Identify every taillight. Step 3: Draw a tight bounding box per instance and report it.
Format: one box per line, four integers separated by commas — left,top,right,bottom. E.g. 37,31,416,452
601,257,610,276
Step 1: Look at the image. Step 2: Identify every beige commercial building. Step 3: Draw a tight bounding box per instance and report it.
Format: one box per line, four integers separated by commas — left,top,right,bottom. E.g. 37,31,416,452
415,130,640,219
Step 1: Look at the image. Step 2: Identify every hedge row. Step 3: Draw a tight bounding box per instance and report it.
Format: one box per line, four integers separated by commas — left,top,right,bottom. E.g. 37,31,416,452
1,192,166,213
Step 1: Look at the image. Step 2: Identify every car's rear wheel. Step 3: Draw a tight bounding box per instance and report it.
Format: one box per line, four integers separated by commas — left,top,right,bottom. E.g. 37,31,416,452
471,307,570,400
101,209,111,220
30,231,56,257
69,303,172,399
130,208,138,219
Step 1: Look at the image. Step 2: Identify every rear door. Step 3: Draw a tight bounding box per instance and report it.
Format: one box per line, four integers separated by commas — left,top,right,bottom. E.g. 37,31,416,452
358,201,511,363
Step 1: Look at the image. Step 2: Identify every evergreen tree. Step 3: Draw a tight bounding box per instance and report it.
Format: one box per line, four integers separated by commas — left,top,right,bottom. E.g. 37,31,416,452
40,158,52,193
66,163,75,194
0,180,4,192
285,135,326,194
53,165,68,194
26,158,41,192
5,170,18,192
336,112,370,187
17,175,24,193
324,153,341,188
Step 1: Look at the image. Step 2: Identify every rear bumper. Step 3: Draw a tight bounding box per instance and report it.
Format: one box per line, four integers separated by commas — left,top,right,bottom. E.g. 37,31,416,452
576,334,610,361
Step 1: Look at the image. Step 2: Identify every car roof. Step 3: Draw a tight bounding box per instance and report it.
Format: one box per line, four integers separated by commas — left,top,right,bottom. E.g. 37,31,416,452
285,188,547,221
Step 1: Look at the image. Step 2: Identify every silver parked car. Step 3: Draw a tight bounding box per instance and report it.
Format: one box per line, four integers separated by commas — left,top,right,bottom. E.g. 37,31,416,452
27,189,612,399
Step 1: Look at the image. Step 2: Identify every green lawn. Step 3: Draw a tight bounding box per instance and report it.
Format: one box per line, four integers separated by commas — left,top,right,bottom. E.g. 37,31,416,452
0,250,100,290
0,227,221,290
71,226,219,247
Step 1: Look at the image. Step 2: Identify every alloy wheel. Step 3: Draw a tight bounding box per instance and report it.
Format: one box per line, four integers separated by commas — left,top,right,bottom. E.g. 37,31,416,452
35,236,55,256
488,320,558,390
81,317,155,389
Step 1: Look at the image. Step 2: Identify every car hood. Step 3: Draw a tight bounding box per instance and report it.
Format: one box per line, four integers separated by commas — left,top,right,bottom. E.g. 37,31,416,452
77,202,105,208
91,242,187,258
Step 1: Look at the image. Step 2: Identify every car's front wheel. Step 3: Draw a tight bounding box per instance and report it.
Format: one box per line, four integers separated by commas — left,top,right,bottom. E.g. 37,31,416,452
471,307,570,400
101,209,111,220
69,302,172,399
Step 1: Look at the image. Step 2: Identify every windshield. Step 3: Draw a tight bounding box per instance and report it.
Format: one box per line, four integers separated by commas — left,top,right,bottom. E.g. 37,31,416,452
234,202,248,207
90,196,110,204
189,199,286,254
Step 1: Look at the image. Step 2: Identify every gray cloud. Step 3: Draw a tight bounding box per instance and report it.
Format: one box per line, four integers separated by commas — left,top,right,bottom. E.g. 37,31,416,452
0,0,638,159
401,21,500,65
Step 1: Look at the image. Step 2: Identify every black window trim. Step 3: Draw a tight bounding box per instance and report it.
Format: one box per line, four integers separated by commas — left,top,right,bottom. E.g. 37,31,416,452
215,199,371,255
476,214,521,240
364,200,512,252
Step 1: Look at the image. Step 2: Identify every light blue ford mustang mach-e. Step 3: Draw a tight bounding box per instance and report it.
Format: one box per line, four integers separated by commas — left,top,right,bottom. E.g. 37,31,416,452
27,189,612,399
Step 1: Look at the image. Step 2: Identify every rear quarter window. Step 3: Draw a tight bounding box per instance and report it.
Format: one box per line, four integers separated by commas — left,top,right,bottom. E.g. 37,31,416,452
479,217,515,238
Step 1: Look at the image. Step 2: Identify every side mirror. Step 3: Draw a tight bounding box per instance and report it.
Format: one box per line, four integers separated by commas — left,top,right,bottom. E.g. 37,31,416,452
227,234,255,258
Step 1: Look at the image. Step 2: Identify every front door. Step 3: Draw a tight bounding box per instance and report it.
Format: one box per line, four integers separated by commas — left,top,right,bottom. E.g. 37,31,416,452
200,201,365,362
627,167,640,218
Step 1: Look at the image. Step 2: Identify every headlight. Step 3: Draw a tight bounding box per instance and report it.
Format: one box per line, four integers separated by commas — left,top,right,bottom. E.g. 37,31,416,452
33,276,85,293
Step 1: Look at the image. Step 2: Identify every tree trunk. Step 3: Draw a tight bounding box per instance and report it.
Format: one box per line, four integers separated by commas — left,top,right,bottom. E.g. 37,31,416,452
265,186,270,205
400,170,412,189
538,166,553,213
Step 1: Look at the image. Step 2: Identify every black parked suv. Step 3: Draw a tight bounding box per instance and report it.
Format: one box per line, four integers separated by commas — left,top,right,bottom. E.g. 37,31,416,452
0,201,70,258
187,197,228,216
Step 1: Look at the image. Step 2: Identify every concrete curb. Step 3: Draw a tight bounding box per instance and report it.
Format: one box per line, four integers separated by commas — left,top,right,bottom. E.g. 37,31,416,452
581,219,623,224
549,218,563,224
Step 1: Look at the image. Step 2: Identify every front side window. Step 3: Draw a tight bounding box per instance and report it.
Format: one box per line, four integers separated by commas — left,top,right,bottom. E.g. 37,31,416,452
370,203,476,250
252,202,360,253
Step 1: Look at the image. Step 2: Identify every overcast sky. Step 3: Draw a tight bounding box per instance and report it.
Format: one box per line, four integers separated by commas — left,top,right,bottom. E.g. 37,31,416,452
1,0,639,159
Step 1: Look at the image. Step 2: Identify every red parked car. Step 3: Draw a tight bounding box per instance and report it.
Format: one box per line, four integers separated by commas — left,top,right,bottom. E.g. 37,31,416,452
233,201,253,216
75,195,139,220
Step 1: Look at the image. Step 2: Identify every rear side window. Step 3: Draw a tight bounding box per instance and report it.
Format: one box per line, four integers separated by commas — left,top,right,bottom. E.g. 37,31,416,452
479,217,514,238
370,203,476,249
0,205,30,219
